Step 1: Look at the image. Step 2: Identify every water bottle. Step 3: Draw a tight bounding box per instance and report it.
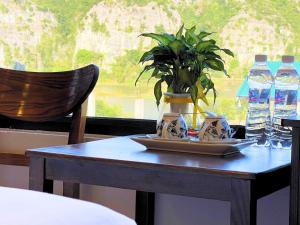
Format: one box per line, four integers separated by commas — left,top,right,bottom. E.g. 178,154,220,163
271,55,299,149
245,55,273,145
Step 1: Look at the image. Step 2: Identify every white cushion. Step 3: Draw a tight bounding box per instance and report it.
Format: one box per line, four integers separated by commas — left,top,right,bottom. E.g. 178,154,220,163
0,187,136,225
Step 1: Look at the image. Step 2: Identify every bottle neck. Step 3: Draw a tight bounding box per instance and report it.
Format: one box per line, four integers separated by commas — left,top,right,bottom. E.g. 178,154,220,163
254,61,267,67
281,62,294,67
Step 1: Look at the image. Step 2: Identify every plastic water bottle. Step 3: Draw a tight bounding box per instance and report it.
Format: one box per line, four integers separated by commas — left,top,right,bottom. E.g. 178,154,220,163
271,55,299,149
245,55,273,145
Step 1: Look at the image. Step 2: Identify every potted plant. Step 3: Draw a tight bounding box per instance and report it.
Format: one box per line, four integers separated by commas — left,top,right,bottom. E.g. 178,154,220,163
135,25,234,115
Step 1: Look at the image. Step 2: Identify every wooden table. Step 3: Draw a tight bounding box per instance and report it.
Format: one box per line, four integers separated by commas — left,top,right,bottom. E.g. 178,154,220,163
26,137,291,225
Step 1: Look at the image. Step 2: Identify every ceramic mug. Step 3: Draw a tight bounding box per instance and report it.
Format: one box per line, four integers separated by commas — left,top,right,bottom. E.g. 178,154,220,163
199,116,231,141
157,113,188,139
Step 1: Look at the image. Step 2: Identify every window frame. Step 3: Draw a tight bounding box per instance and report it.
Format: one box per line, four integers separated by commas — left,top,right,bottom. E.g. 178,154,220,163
0,115,245,138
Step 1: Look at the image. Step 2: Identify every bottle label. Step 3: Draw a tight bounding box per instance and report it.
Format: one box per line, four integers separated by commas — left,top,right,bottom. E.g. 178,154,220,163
260,89,271,104
249,89,259,103
275,89,297,105
249,89,270,104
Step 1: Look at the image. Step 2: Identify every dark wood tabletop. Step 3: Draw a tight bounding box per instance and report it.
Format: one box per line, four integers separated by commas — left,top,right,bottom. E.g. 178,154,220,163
282,116,300,127
27,137,291,179
27,136,292,225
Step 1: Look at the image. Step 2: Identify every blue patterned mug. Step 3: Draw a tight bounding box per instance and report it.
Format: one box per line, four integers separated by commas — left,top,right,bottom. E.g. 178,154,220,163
157,113,188,139
199,116,232,141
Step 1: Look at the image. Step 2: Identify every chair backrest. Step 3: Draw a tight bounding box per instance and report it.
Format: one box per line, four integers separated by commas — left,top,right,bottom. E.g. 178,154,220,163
0,64,99,144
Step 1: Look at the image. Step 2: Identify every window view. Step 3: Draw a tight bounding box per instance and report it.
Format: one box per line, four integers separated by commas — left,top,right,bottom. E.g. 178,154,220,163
0,0,299,124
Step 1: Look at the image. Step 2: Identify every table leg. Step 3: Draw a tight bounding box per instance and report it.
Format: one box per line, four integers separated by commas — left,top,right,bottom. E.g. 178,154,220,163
29,157,53,193
290,127,300,225
230,179,257,225
135,191,155,225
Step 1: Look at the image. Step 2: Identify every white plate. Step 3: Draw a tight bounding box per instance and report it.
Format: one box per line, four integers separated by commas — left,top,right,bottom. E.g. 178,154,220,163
131,136,254,156
146,134,190,142
199,139,242,144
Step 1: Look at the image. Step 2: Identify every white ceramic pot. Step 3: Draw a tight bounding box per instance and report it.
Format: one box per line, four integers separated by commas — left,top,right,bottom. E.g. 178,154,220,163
199,116,232,141
164,92,190,114
157,113,188,139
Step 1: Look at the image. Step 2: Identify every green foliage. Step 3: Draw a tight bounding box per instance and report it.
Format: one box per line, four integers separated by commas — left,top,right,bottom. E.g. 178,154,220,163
4,47,13,66
0,3,9,13
176,0,242,46
136,25,234,106
206,96,247,122
245,0,300,58
33,0,101,39
96,99,125,117
91,13,109,36
32,0,102,70
91,13,101,32
22,48,38,70
1,41,13,66
3,0,300,122
125,25,134,33
75,49,104,67
105,49,144,83
121,0,171,7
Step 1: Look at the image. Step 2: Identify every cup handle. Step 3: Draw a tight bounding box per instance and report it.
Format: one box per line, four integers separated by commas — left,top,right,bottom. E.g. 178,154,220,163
230,128,236,138
161,122,170,139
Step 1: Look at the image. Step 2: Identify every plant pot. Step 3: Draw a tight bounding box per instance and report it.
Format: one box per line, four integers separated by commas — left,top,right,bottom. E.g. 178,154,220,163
158,92,201,129
164,92,190,114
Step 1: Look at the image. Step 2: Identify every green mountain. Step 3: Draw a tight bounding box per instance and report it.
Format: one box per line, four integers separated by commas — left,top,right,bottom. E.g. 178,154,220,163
0,0,299,120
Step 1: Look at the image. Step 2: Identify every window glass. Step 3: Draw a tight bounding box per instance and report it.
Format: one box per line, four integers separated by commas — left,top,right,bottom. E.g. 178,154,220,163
0,1,299,124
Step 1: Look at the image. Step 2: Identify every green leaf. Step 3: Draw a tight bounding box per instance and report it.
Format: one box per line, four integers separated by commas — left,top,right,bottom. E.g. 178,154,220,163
222,48,234,57
189,85,198,104
164,75,173,86
196,40,214,52
151,68,160,78
198,31,213,40
197,54,205,62
167,85,174,93
189,26,196,33
135,64,155,86
208,39,216,45
176,24,184,39
140,33,173,45
205,59,224,71
169,40,185,56
151,46,175,63
178,68,193,85
137,26,233,105
212,87,217,104
205,52,224,62
147,68,161,83
156,64,172,73
154,79,163,106
185,26,198,45
139,50,154,64
204,80,216,103
163,33,176,42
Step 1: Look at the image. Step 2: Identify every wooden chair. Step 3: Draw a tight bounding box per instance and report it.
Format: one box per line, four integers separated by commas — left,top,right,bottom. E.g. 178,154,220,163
0,64,99,198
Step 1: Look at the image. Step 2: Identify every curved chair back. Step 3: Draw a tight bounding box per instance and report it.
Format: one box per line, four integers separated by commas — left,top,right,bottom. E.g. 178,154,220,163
0,64,99,198
0,64,99,122
0,64,99,170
